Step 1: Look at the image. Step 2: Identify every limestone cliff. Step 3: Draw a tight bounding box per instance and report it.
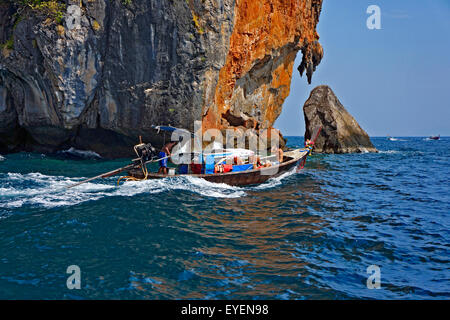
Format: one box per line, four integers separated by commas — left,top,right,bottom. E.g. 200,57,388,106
304,85,378,154
0,0,322,157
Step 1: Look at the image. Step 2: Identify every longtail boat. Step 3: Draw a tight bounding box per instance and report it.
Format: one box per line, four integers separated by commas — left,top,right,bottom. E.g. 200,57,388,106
67,126,320,189
126,148,309,187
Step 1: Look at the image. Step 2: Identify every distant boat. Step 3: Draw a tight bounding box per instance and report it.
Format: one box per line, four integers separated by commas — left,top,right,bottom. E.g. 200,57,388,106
428,135,440,141
387,136,398,141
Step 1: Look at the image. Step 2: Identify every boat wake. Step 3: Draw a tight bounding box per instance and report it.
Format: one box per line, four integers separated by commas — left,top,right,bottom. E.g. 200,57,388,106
0,167,301,210
252,167,297,190
0,172,113,209
113,176,247,200
0,171,270,210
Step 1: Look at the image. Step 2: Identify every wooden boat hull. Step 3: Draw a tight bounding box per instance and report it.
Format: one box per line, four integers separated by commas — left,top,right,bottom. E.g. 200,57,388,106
128,149,309,186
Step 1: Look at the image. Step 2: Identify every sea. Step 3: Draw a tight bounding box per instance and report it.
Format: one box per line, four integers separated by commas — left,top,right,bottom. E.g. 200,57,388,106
0,137,448,299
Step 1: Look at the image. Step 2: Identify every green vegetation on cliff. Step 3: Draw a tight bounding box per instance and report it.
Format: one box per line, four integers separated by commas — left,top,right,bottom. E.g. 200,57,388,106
6,0,66,24
1,37,14,50
1,0,65,50
28,0,66,24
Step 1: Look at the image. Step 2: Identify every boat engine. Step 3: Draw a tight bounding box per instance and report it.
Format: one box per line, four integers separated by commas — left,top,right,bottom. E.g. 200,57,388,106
134,143,157,163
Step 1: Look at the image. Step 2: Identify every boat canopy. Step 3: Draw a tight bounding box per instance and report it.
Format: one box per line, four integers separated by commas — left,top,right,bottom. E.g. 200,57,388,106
151,125,195,138
153,125,259,163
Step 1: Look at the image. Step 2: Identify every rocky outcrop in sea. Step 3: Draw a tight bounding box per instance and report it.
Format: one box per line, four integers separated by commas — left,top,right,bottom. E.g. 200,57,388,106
303,85,378,154
0,0,323,157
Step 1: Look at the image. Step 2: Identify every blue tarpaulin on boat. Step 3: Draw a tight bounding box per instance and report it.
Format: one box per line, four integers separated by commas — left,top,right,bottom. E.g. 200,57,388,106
232,164,253,172
205,155,216,174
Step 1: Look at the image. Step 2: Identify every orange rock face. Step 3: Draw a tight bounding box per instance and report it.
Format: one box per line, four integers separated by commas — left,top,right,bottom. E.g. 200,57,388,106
202,0,323,133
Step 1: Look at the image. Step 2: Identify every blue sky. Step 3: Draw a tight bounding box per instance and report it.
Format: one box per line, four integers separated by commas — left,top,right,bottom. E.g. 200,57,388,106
275,0,450,137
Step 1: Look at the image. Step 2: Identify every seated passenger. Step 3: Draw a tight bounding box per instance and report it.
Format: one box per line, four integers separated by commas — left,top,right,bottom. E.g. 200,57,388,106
263,161,272,168
215,164,224,173
233,156,243,165
250,156,267,169
255,156,263,168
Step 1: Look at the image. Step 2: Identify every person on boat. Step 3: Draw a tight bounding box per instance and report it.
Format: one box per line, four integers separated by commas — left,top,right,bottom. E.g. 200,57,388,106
158,141,178,174
250,155,262,169
233,156,243,165
214,162,233,173
271,145,284,164
276,148,283,163
263,161,273,168
250,155,273,169
215,164,224,173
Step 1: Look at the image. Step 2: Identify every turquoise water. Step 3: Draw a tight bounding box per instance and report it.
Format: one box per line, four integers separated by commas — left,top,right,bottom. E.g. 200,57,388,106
0,137,449,299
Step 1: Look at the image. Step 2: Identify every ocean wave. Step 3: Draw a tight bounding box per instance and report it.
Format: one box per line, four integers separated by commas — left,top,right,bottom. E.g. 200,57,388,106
378,150,401,154
0,155,5,161
0,166,304,209
60,147,102,159
252,167,297,190
0,173,113,208
361,147,370,154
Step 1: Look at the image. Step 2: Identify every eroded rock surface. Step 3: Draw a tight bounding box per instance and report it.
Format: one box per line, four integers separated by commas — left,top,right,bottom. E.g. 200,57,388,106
304,85,377,153
0,0,323,157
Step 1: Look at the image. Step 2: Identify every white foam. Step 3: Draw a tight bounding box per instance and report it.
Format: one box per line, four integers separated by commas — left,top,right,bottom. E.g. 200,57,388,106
182,176,246,198
0,171,247,209
0,172,113,208
111,176,246,199
0,155,5,161
61,147,102,159
253,167,297,190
